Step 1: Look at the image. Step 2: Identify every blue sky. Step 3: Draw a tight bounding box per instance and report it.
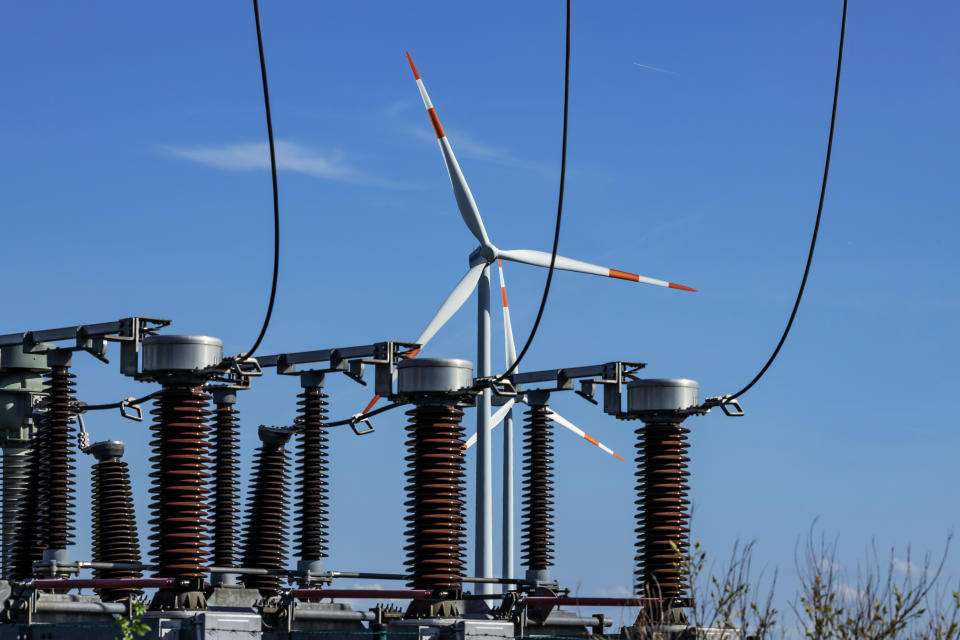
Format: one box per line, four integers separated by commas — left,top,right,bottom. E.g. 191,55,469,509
2,0,958,625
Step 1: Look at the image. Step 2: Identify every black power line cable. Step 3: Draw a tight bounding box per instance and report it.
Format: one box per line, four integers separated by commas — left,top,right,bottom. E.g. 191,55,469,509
727,0,848,401
242,0,281,362
497,0,571,382
80,391,160,413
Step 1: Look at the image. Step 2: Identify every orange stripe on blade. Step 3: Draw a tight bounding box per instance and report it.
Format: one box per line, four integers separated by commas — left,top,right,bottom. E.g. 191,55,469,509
501,287,509,308
609,269,640,282
405,52,420,79
406,348,421,359
583,434,600,446
668,282,697,292
427,108,445,139
362,395,380,415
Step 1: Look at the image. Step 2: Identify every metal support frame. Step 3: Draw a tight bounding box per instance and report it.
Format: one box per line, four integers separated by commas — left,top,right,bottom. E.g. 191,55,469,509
0,317,170,377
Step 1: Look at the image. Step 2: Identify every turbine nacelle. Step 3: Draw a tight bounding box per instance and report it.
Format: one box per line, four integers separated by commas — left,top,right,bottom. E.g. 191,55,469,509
469,243,499,268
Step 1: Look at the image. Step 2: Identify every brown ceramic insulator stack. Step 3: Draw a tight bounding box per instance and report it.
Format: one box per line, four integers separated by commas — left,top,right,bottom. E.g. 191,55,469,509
148,385,212,581
210,402,241,569
40,365,77,551
91,445,142,602
521,404,555,572
403,404,466,591
8,423,48,580
241,426,293,596
294,387,329,565
1,446,31,578
634,422,691,602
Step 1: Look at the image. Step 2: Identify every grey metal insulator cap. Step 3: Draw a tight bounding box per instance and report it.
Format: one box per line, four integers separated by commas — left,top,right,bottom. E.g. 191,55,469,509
142,335,223,373
0,345,50,372
626,378,699,415
258,424,294,445
397,358,474,394
89,440,125,461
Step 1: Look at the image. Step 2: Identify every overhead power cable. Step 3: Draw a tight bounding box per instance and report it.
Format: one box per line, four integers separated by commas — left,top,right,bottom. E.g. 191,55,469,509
726,0,848,401
241,0,281,362
497,0,571,381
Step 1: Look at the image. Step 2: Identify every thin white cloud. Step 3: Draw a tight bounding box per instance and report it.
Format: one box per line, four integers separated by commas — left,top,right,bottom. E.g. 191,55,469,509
634,62,679,76
164,140,406,188
405,125,551,175
893,557,934,580
838,583,863,601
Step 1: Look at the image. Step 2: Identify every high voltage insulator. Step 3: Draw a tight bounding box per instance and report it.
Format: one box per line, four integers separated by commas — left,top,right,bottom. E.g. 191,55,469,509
2,446,31,577
521,398,555,574
89,440,142,602
294,376,329,577
241,425,293,596
210,389,241,574
9,422,48,580
634,422,691,602
40,362,78,552
623,378,699,607
142,334,223,610
148,385,212,587
0,344,47,580
403,403,467,591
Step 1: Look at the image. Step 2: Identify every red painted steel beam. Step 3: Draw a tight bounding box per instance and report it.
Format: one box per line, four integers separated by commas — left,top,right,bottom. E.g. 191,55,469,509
32,578,176,589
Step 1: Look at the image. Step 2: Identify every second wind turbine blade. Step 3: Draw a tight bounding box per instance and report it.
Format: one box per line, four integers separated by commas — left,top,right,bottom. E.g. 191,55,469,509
414,262,485,348
498,248,696,292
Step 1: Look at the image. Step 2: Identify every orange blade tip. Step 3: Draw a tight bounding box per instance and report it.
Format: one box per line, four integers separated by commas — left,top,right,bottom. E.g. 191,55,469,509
668,282,697,292
406,52,420,79
614,453,627,463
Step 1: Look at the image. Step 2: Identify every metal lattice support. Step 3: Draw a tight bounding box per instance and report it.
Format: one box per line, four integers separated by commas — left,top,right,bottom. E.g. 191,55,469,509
403,404,467,591
521,403,555,573
90,441,142,602
634,421,691,602
241,426,293,596
294,384,330,569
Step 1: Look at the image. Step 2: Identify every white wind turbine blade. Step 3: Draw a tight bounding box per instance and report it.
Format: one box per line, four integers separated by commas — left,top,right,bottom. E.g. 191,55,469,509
415,262,485,348
497,260,518,369
407,52,490,246
462,398,516,452
497,249,697,292
359,262,483,416
547,410,627,462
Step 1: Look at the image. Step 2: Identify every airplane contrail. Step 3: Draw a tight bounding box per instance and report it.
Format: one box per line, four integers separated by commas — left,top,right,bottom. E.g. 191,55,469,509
633,62,678,75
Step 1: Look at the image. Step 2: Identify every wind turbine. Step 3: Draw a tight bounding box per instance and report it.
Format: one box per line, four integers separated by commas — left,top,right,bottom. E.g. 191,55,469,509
365,53,696,591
